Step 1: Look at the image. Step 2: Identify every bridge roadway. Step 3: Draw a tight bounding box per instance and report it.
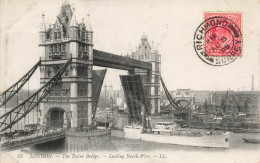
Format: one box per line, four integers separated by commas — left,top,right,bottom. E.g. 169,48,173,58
93,49,152,71
0,129,66,152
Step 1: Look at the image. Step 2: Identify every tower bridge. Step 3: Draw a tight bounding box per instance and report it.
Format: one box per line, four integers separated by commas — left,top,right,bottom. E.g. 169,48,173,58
0,1,161,152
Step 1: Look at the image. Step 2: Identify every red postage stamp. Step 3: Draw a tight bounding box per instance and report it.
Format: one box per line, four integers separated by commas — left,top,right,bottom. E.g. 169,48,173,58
194,12,243,66
204,13,242,57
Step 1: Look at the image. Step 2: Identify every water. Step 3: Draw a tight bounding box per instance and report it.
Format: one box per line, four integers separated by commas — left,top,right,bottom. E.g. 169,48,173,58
111,130,260,152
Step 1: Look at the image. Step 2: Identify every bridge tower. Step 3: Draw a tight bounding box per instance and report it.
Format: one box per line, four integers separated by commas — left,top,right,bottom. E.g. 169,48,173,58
129,35,161,114
39,1,93,131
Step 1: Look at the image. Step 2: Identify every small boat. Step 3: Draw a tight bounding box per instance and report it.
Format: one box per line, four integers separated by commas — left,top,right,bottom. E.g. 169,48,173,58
242,138,260,144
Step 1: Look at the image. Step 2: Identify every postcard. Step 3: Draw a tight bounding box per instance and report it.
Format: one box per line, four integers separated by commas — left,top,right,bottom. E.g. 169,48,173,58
0,0,259,163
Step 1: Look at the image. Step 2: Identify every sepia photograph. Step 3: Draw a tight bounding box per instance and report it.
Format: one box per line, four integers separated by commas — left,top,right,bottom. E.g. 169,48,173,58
0,0,259,162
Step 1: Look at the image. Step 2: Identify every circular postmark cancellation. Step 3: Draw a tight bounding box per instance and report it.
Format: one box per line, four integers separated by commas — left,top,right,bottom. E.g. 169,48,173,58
194,16,242,66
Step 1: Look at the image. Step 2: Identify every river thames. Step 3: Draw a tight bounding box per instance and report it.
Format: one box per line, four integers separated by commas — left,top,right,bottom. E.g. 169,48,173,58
111,130,260,152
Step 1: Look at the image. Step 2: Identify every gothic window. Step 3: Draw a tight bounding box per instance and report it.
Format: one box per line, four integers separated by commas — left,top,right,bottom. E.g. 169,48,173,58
65,16,69,23
64,69,69,76
50,46,53,53
58,44,61,52
54,32,57,39
62,44,66,51
57,32,61,39
82,30,85,39
62,10,66,17
90,35,92,42
47,70,51,77
77,83,88,97
155,76,159,83
155,64,159,72
155,87,159,95
46,32,50,39
79,43,82,52
54,45,57,52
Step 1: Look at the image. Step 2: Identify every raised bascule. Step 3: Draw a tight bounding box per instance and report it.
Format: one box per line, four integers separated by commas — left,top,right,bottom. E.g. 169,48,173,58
0,1,162,152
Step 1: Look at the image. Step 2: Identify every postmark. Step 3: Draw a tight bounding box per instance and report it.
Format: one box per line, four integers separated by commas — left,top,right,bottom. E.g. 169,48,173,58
194,13,242,66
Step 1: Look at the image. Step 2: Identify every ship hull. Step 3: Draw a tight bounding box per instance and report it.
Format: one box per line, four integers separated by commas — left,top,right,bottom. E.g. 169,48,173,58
124,128,229,148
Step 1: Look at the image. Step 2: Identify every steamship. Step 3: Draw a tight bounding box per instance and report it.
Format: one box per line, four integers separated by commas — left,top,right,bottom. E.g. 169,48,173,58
124,122,229,148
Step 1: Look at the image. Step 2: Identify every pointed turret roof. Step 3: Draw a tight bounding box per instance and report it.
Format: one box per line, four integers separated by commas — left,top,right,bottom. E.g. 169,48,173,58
70,7,78,27
85,14,92,31
40,13,46,31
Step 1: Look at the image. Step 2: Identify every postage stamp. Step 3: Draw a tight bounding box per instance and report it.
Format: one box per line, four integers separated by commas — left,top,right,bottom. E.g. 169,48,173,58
194,12,242,66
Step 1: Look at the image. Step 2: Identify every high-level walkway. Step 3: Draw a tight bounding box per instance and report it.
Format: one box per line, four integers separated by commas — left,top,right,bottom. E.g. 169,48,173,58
93,49,152,71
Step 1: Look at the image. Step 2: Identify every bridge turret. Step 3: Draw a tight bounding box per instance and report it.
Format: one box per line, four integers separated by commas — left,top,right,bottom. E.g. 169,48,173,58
85,14,93,60
69,8,79,39
39,3,94,132
138,33,151,61
129,36,161,115
150,42,161,114
69,7,79,59
84,14,93,125
39,13,47,59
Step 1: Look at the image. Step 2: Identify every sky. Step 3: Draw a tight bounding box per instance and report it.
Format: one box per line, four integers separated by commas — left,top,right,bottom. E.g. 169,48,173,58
0,0,259,91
